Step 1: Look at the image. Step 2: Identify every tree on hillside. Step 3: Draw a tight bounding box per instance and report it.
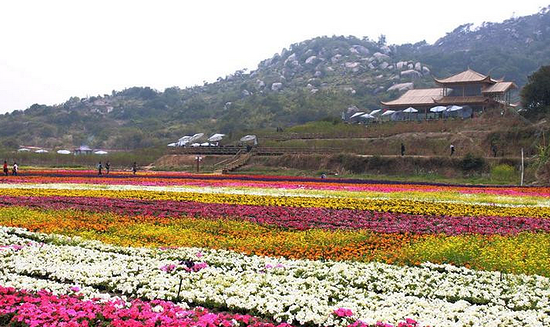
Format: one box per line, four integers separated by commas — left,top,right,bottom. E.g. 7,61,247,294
521,65,550,119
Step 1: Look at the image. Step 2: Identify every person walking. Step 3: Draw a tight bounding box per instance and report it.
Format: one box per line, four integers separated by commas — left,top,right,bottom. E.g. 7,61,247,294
450,144,455,156
132,162,137,175
12,162,18,176
491,144,497,157
400,143,405,156
97,161,103,175
105,161,111,174
3,161,7,176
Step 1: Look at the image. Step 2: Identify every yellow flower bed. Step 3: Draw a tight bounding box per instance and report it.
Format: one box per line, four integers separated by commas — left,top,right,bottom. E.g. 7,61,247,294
3,187,550,218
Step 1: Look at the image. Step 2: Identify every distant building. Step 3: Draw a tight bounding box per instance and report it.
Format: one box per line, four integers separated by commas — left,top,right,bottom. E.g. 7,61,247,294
381,69,517,113
74,145,93,155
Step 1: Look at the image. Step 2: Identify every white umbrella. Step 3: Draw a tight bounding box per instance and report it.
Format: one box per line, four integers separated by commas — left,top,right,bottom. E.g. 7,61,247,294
350,112,365,119
200,142,210,146
57,150,71,154
381,110,396,116
240,135,257,142
167,143,177,147
17,148,30,152
208,133,225,142
448,105,463,111
360,113,375,119
94,150,108,155
35,149,48,153
403,107,418,113
430,106,447,113
369,109,382,115
191,143,201,147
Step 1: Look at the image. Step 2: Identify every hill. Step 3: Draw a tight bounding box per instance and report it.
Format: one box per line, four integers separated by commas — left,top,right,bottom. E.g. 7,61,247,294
1,6,550,150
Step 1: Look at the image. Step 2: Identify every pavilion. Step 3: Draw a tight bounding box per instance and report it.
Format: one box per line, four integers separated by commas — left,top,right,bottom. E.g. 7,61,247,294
381,69,517,115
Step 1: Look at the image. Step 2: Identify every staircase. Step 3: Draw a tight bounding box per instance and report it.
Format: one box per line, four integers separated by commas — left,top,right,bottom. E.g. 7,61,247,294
213,152,252,174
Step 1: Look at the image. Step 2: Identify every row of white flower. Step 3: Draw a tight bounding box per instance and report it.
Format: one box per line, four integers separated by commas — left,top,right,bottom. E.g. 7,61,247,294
1,227,549,327
0,182,546,208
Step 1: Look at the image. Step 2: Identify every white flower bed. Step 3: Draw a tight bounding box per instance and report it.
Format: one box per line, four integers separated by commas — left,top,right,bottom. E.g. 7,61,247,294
1,226,549,326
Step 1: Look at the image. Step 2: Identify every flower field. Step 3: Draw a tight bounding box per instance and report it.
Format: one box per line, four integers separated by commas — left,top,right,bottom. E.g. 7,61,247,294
1,171,550,326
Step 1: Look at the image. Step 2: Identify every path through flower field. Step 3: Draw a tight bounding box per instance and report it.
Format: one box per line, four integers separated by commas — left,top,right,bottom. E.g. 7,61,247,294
1,170,549,326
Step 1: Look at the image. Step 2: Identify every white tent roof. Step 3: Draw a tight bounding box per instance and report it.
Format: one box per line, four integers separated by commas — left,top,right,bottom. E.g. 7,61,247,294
403,107,418,113
240,135,257,142
360,113,375,119
94,150,108,155
57,150,71,154
17,148,31,152
35,149,48,153
430,106,447,113
208,133,225,142
369,109,382,115
189,133,204,143
167,143,177,147
381,110,396,116
448,105,463,111
350,112,365,118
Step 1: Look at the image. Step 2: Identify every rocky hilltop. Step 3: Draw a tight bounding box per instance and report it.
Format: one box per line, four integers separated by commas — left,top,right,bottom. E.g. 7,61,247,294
1,6,549,150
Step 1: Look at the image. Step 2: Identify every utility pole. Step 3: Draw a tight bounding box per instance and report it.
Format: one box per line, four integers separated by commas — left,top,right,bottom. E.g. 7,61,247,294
521,148,524,186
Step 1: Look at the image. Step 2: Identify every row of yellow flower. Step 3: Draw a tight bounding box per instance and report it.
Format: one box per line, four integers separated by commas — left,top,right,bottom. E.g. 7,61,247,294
2,187,550,218
1,206,549,276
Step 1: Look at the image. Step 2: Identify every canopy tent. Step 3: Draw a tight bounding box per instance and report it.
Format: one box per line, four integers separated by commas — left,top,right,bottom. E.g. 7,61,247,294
17,148,31,152
381,110,396,116
35,149,48,153
56,150,71,154
167,143,177,147
94,150,108,155
350,112,365,118
200,142,210,147
207,133,225,142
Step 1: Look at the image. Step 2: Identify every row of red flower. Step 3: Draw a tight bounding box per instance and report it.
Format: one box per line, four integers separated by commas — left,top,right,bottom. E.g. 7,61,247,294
1,195,547,235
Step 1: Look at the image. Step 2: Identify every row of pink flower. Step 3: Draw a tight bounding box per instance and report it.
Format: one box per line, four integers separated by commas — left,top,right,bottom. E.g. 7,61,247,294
1,195,548,235
0,285,293,327
3,171,549,197
0,286,420,327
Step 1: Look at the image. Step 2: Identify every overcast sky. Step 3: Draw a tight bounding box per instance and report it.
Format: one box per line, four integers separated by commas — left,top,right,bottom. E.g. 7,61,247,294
0,0,548,114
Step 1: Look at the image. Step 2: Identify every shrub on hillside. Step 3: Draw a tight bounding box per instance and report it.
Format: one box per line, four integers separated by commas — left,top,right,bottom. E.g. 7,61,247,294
460,154,486,172
491,164,516,182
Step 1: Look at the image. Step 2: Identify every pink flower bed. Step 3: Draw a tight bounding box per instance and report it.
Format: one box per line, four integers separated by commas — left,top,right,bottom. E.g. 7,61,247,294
0,286,292,327
0,195,548,235
0,286,422,327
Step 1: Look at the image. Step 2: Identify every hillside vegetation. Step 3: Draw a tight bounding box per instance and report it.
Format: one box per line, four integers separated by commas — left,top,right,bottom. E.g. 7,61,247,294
1,7,550,150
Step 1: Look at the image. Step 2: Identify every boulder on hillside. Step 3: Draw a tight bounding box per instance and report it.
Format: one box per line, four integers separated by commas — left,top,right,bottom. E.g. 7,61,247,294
379,62,389,70
373,52,391,61
352,45,370,55
396,61,406,70
349,47,359,54
422,66,431,75
331,54,342,63
271,82,283,91
242,89,251,97
380,45,392,54
256,80,265,88
387,82,414,92
414,62,422,71
401,69,422,79
305,56,318,64
345,62,360,68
